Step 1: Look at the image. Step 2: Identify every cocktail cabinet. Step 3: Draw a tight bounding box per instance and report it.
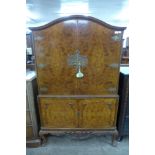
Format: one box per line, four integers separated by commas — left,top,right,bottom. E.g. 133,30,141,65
30,15,126,145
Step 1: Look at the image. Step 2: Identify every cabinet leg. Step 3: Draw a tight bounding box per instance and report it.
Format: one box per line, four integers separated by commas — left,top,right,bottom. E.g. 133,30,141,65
112,132,118,146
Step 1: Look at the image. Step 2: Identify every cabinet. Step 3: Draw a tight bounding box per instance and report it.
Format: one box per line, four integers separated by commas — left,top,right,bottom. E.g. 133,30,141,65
117,67,129,140
26,71,41,147
30,15,126,145
26,32,35,70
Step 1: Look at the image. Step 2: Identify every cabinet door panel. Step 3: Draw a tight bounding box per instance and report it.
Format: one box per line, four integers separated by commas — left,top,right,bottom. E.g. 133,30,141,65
76,20,122,95
39,98,78,128
79,98,118,128
33,20,78,95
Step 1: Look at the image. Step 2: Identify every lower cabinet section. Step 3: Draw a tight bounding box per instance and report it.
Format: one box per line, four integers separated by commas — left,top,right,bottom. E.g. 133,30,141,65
38,97,118,129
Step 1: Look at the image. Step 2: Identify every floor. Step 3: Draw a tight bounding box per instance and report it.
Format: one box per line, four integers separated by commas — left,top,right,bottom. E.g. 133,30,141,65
26,135,129,155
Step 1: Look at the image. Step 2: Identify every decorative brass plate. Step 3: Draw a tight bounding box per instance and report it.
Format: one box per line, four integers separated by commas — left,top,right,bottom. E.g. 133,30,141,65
112,31,122,41
68,49,88,78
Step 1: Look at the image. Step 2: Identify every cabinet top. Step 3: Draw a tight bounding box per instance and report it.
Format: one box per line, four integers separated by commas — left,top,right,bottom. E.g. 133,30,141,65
29,15,126,31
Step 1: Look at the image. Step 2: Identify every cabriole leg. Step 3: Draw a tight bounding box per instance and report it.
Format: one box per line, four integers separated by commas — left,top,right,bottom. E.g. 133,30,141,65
112,132,118,146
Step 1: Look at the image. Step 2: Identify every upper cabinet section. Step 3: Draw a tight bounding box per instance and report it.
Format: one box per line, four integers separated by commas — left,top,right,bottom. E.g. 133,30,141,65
30,15,126,95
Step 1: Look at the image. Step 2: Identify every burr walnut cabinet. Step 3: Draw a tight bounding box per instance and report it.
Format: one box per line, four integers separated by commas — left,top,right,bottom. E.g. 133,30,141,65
30,15,126,145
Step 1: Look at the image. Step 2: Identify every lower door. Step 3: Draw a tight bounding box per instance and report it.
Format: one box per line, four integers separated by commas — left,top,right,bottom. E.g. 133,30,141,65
39,97,78,128
78,98,118,129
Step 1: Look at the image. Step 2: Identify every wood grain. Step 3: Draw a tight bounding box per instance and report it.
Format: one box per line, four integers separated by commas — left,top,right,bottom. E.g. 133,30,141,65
33,20,78,94
32,19,122,95
77,20,121,95
78,98,117,128
39,97,118,129
30,16,125,144
39,97,78,128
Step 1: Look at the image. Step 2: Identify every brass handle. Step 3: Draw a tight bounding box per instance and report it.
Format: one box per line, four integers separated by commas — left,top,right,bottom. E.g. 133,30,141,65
68,50,87,79
76,65,84,78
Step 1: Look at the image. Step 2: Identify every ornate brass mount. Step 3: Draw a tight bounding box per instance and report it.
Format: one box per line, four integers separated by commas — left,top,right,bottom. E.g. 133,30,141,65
112,31,122,41
68,49,88,78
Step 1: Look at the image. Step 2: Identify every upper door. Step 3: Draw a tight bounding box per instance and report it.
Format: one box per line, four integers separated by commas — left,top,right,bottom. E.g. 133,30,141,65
31,15,125,95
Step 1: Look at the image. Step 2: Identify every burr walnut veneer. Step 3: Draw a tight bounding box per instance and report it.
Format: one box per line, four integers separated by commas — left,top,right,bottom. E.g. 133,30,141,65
30,15,126,145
